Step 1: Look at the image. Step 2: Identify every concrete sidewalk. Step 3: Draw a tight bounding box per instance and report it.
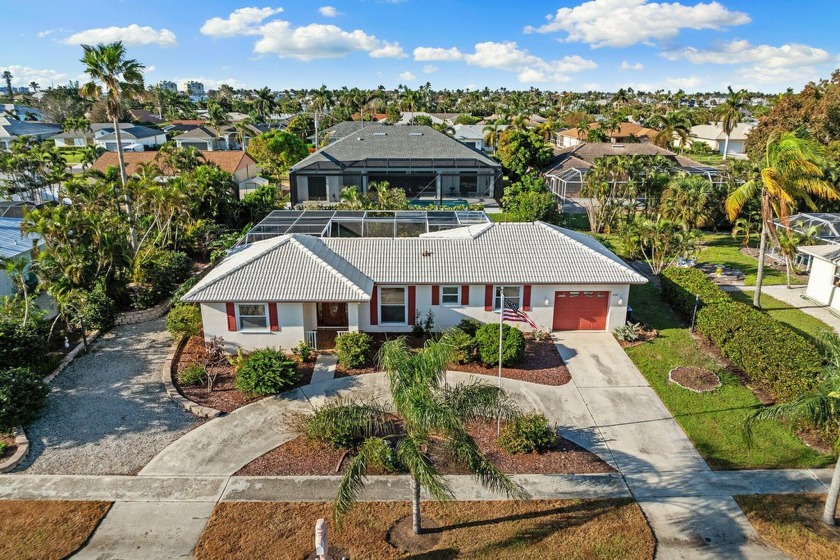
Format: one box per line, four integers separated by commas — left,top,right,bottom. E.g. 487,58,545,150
722,284,840,334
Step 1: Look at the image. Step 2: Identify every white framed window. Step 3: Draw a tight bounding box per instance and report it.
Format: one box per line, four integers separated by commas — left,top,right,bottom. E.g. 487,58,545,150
237,303,268,331
441,286,460,306
494,286,522,311
379,287,407,324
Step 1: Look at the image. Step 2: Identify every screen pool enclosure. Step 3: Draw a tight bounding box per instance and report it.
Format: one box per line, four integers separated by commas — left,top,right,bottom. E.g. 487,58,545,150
240,210,491,244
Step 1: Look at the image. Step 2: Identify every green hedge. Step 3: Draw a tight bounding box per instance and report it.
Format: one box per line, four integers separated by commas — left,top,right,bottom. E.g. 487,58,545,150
660,268,729,319
696,301,821,401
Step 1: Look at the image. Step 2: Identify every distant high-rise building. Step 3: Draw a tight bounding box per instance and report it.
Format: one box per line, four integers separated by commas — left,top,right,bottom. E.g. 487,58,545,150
158,80,177,93
185,81,205,98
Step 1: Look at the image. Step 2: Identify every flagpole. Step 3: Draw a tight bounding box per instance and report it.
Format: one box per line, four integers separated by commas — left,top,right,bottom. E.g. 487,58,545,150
497,287,504,435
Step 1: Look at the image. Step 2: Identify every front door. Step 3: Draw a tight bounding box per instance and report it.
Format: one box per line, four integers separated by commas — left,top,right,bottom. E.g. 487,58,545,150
317,302,348,327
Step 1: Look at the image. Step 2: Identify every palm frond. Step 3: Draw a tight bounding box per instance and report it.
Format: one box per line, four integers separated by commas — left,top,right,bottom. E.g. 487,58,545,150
442,381,520,422
743,394,839,443
444,430,530,500
396,435,454,502
333,437,392,527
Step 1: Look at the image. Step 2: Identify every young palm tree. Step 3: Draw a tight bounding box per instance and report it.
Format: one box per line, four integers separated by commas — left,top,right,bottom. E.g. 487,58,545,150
649,110,692,149
726,130,839,308
714,86,749,160
333,337,528,534
482,120,505,151
745,333,840,526
776,225,820,288
2,256,35,326
79,41,145,251
660,174,713,231
234,117,254,151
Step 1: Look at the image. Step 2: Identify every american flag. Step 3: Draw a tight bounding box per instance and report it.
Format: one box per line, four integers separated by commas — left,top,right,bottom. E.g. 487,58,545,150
502,299,538,329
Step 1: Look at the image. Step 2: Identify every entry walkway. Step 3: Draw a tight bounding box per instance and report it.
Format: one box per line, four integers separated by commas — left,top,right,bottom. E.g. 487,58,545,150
722,284,840,334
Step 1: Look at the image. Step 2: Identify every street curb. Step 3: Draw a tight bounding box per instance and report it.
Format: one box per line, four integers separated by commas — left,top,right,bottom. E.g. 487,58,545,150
0,426,29,474
162,335,223,419
43,330,101,385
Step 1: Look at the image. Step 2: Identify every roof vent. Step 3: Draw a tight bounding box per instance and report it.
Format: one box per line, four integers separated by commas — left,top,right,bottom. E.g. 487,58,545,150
410,132,423,136
373,132,387,136
422,250,432,257
357,137,364,141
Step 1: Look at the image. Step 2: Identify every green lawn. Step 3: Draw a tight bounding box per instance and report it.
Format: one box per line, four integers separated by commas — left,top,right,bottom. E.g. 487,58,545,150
625,283,832,470
728,290,833,347
698,233,797,286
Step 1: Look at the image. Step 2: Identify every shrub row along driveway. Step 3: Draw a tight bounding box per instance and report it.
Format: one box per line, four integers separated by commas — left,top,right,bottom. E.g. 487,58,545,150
16,318,201,475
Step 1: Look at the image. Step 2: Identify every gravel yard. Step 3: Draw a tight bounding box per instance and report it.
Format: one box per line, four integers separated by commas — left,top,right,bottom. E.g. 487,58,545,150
15,318,202,475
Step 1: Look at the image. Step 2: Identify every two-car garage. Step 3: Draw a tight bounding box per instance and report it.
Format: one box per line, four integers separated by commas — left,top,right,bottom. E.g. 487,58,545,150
552,290,609,331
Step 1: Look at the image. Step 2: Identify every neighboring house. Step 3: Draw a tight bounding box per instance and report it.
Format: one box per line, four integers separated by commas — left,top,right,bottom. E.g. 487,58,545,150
687,122,754,158
799,244,840,312
289,125,502,205
181,216,647,352
452,124,508,153
1,104,44,121
321,121,384,144
0,214,39,297
129,108,165,125
53,123,168,152
397,112,459,125
90,150,261,199
543,142,721,200
0,117,61,149
555,122,657,148
174,123,262,151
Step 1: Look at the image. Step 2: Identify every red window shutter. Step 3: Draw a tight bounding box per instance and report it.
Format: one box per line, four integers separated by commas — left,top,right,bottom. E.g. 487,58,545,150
523,285,532,311
225,303,237,331
408,286,416,322
370,286,378,325
461,285,470,305
484,285,493,311
268,303,279,332
431,285,440,306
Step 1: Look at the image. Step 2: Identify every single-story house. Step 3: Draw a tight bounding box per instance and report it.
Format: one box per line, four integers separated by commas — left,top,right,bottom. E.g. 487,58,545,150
798,244,840,312
90,150,262,199
53,123,167,151
181,219,647,352
687,122,754,158
452,124,508,153
555,122,657,148
174,123,262,151
397,112,460,126
0,117,62,150
289,125,502,205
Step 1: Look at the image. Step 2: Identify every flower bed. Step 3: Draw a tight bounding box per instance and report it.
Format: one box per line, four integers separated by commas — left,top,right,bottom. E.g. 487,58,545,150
449,339,571,385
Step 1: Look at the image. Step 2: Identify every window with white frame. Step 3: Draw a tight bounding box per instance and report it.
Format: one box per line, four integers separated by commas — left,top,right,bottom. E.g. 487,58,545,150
441,286,460,306
494,286,521,311
379,287,407,324
237,303,268,331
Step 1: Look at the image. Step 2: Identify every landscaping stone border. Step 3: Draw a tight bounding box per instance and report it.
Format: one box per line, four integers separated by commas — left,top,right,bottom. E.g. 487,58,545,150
43,330,101,384
115,298,171,326
668,366,722,393
162,335,223,419
0,426,29,474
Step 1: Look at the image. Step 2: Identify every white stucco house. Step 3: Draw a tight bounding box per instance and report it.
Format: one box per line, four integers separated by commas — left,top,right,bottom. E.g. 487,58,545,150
687,122,754,158
799,244,840,312
181,217,647,353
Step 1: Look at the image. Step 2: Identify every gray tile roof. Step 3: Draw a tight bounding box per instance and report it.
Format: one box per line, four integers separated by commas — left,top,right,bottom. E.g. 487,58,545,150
94,124,165,141
0,118,61,139
323,121,383,142
292,125,499,172
182,222,646,303
544,142,706,174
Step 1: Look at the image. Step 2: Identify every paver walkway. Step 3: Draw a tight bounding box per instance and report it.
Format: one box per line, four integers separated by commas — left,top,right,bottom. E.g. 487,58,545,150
722,283,840,334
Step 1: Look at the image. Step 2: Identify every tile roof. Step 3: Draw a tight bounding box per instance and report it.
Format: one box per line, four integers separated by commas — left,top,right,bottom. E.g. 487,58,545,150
182,221,646,303
559,122,657,141
94,124,166,141
292,125,499,172
544,142,706,174
90,150,256,175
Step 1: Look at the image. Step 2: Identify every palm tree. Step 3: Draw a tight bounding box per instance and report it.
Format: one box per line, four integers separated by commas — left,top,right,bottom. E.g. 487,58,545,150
2,256,35,326
745,333,840,527
206,103,231,149
2,70,12,99
234,117,254,151
80,145,102,170
660,174,713,230
731,214,759,247
776,226,819,288
333,336,528,534
482,120,505,151
79,41,145,252
29,81,39,94
252,87,275,121
726,130,839,308
649,110,692,149
714,86,749,160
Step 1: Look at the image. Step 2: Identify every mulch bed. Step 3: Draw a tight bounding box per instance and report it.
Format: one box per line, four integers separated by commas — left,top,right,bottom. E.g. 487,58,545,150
616,327,658,348
235,419,613,476
0,433,16,461
668,366,721,392
449,339,571,386
174,336,315,414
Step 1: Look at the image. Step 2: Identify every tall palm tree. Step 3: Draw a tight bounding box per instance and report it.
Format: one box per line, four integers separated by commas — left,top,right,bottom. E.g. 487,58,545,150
660,174,713,230
332,336,528,534
745,333,840,527
29,81,39,94
252,87,275,121
2,70,12,99
79,41,145,251
234,117,254,152
482,120,505,151
726,130,839,308
715,86,749,160
206,103,231,149
649,110,692,149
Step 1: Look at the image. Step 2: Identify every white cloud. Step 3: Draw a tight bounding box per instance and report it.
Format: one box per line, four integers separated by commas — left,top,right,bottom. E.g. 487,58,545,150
413,46,463,61
200,7,283,37
143,65,156,74
422,64,438,74
399,71,416,81
525,0,750,48
463,41,597,83
201,8,405,60
319,6,339,17
620,61,644,71
667,75,702,89
0,65,72,87
62,24,177,47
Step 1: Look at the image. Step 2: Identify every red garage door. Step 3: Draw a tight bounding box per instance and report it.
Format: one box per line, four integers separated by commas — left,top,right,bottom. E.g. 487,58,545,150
553,291,609,331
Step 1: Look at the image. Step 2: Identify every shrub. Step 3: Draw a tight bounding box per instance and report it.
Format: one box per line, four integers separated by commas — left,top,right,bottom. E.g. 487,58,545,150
132,250,193,309
303,399,389,449
660,267,729,319
292,340,315,363
0,441,6,455
0,318,47,370
474,323,526,367
614,322,643,342
166,305,202,337
234,348,299,396
335,332,374,369
499,413,555,454
179,363,206,386
456,318,482,337
696,300,821,400
171,276,199,305
80,282,117,331
443,328,475,364
0,367,50,431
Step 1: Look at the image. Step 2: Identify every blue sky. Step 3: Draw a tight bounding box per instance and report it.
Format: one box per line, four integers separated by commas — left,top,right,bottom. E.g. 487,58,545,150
2,0,839,93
